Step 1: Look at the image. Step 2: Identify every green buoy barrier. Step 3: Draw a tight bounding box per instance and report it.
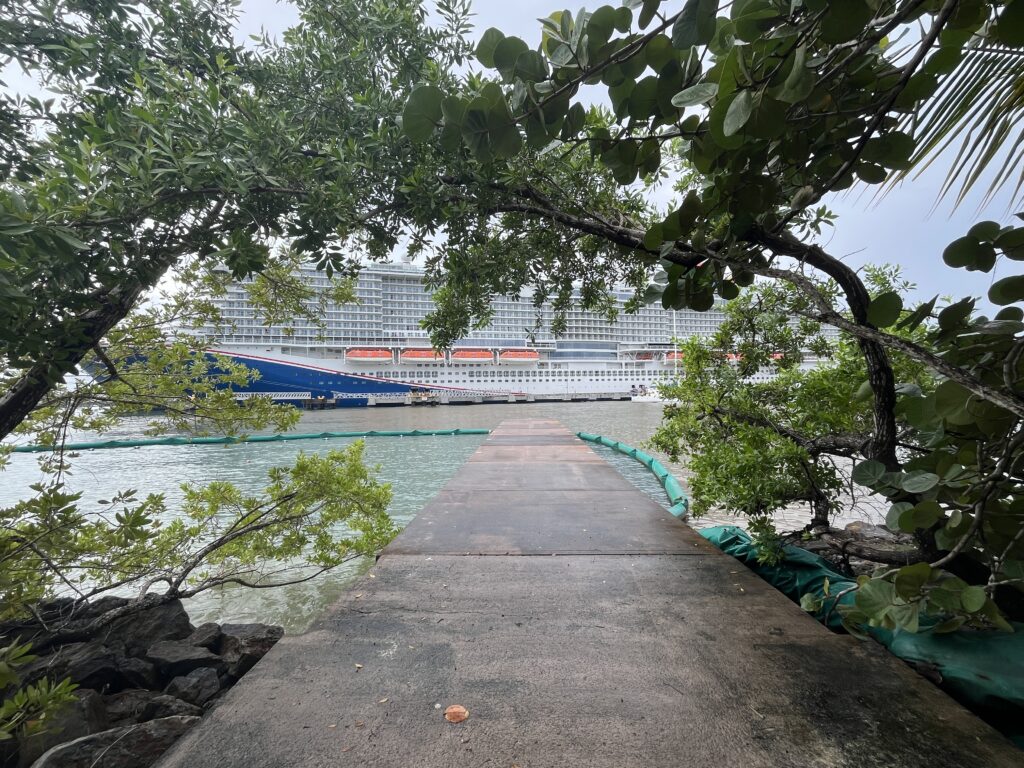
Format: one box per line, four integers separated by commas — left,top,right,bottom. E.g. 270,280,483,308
9,429,491,453
576,432,689,517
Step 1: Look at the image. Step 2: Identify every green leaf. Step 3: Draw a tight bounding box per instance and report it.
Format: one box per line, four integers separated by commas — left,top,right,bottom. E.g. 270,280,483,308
937,298,974,330
672,0,718,50
644,35,677,73
671,83,718,108
994,0,1024,46
639,0,661,29
800,593,823,612
886,502,913,531
722,89,753,136
643,223,664,250
629,76,661,120
861,132,915,170
994,228,1024,260
960,585,987,613
968,221,1001,241
901,501,940,531
855,579,895,620
513,50,548,83
900,471,940,494
896,295,937,331
866,291,903,328
855,163,888,184
708,92,745,149
820,0,873,43
888,602,921,633
989,275,1024,306
49,228,89,251
402,86,444,141
851,459,886,487
493,36,530,81
943,236,980,268
476,28,506,68
934,380,971,417
777,44,812,104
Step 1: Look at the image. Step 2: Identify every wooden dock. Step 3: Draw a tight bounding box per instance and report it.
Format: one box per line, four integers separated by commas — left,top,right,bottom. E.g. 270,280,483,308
158,419,1020,768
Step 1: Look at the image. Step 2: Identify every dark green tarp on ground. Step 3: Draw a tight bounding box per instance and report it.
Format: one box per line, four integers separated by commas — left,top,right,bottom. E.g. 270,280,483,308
700,525,1024,747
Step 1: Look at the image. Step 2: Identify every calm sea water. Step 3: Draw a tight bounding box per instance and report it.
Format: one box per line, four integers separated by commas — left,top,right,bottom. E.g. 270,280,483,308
1,402,880,632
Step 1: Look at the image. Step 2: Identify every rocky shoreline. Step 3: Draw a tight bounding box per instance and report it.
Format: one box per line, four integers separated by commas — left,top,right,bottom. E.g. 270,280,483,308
2,597,282,768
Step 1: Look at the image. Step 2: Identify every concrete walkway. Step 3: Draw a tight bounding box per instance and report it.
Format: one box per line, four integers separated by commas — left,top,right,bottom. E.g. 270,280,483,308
159,419,1020,768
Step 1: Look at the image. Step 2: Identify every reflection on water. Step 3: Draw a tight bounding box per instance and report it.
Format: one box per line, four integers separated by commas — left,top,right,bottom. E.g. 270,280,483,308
1,401,882,632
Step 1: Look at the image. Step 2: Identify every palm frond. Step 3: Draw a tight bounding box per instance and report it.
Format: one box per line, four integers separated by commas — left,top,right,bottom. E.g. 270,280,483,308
890,40,1024,209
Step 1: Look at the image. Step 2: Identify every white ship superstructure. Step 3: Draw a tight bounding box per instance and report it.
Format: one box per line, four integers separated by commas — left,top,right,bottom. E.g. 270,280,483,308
203,262,825,405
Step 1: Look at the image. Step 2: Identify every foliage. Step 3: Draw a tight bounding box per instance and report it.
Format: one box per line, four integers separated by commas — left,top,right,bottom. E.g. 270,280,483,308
391,0,1024,635
0,0,465,752
0,638,76,742
1,442,393,619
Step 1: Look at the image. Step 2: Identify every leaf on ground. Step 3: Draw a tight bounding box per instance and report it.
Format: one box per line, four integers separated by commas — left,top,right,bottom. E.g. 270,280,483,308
444,704,470,723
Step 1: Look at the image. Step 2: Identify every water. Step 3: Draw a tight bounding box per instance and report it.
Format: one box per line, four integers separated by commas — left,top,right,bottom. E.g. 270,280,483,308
1,401,882,632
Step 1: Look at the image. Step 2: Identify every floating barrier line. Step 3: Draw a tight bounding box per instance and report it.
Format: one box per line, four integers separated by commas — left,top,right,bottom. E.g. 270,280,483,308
576,432,689,517
9,429,492,453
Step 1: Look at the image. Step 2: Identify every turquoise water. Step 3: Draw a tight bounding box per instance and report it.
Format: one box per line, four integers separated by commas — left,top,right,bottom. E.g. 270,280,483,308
2,402,679,632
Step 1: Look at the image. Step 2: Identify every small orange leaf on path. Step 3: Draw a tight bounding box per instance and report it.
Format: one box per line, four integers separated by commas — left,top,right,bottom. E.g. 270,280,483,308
444,705,469,723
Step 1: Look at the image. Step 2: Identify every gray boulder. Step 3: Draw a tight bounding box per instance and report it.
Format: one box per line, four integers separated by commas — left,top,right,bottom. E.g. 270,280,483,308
17,690,107,768
186,623,221,650
218,624,283,677
103,689,202,726
101,600,192,657
22,642,157,694
163,668,221,707
29,715,199,768
144,641,226,679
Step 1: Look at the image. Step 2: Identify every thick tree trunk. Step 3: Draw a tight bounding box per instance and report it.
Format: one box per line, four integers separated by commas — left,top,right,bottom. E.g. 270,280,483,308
0,282,145,440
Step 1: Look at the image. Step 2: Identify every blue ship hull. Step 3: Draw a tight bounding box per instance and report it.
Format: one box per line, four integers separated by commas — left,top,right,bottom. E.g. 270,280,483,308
209,350,445,407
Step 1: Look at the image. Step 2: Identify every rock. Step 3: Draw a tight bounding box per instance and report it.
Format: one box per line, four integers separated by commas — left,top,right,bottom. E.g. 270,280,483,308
85,596,131,619
218,624,283,677
100,600,192,658
145,641,226,679
164,668,221,707
22,642,157,694
186,623,221,650
103,690,202,726
17,690,107,768
29,715,199,768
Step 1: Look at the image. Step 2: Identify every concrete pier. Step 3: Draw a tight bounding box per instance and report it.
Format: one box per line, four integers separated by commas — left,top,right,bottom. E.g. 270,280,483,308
158,419,1020,768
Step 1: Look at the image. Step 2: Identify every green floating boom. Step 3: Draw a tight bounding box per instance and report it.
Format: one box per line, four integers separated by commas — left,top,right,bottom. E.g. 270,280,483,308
576,432,689,517
10,429,491,453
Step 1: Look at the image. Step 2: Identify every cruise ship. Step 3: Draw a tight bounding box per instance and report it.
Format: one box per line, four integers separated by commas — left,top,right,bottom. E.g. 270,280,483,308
202,261,806,406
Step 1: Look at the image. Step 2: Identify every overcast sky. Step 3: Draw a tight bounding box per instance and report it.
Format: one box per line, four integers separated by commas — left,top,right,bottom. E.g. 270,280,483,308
7,0,1017,309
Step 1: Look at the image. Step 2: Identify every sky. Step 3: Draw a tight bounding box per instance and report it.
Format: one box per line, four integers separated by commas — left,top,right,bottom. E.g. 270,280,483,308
7,0,1019,309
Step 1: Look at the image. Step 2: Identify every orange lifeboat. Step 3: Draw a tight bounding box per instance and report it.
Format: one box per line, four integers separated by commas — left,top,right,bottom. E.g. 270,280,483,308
664,351,684,363
451,349,493,363
401,349,445,363
499,349,540,363
346,348,392,363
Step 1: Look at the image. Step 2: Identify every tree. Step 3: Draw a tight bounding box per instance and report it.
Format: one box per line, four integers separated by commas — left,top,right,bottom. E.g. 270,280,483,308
0,0,469,749
392,0,1024,633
